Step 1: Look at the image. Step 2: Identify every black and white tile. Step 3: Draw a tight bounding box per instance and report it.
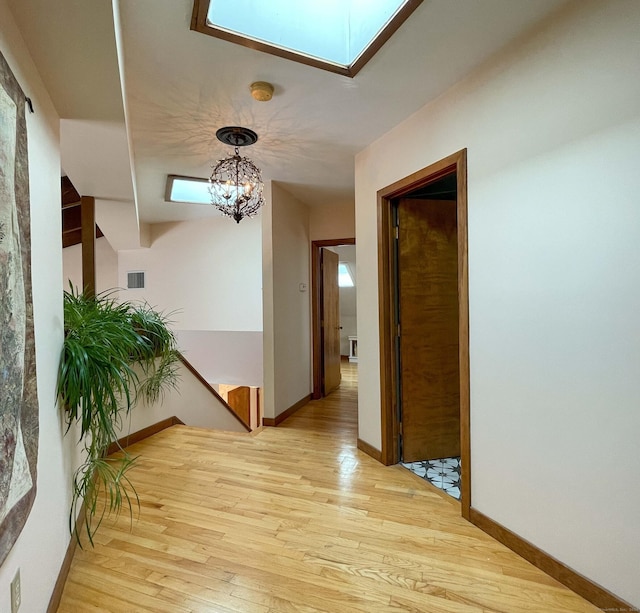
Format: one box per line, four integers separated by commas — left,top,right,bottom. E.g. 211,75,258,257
401,457,461,500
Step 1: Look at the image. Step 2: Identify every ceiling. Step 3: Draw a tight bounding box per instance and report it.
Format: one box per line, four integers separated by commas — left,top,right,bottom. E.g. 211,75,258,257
9,0,569,232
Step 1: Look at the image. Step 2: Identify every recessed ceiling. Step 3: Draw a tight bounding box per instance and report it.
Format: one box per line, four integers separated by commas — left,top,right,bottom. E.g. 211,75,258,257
193,0,422,76
8,0,571,229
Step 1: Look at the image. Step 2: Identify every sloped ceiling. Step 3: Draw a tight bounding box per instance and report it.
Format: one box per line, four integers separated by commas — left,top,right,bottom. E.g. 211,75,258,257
9,0,569,232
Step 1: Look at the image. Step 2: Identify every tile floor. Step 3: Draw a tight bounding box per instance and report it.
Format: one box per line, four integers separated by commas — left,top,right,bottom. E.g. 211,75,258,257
401,457,461,500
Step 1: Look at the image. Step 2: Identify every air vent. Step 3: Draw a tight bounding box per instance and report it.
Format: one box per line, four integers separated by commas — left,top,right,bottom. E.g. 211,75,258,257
127,271,145,289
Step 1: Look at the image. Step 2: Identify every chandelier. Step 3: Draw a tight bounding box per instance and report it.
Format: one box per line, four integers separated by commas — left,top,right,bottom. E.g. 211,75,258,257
209,126,264,223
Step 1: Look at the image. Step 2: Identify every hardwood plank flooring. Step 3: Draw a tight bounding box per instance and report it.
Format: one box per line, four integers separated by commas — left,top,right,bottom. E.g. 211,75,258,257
57,363,598,612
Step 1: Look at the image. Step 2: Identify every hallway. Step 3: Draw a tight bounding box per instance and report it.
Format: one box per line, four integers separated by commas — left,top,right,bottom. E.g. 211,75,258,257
57,365,598,612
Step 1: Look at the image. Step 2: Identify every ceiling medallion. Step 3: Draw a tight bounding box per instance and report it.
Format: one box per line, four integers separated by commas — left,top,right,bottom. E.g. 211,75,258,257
210,127,264,223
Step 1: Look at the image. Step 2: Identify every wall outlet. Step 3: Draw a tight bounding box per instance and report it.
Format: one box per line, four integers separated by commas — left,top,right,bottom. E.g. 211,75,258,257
10,569,21,613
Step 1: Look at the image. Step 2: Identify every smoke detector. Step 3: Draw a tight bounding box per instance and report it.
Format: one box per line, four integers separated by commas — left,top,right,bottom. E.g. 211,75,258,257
250,81,274,102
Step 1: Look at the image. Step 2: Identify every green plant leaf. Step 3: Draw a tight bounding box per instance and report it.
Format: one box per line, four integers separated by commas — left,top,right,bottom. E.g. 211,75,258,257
58,286,180,546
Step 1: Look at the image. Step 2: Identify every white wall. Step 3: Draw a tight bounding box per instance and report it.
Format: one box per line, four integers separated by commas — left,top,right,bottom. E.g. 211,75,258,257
176,330,263,387
115,360,248,436
334,245,357,356
262,183,276,418
339,307,357,356
118,215,263,331
354,0,640,606
0,4,73,612
262,182,311,419
62,235,119,294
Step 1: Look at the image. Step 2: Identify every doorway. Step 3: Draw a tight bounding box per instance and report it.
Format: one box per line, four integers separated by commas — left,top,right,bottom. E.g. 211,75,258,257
311,238,356,399
377,149,470,517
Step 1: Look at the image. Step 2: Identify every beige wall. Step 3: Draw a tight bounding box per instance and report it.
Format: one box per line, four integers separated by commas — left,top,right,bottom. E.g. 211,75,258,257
117,216,263,331
333,245,357,356
262,182,311,419
117,361,247,436
176,330,263,387
0,4,74,611
262,197,355,419
62,235,119,294
309,201,355,241
355,0,640,606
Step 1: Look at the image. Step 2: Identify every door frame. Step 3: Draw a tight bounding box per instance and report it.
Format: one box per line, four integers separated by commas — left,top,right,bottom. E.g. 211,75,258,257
311,237,356,400
377,149,470,518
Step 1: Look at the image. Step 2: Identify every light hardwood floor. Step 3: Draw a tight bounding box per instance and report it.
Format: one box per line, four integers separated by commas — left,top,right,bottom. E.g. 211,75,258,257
58,363,598,612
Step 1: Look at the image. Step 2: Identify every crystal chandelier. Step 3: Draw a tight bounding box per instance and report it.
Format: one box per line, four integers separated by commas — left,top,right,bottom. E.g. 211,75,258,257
209,127,264,223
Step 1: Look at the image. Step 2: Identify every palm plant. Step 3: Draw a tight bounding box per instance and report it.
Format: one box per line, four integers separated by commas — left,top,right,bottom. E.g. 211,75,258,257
57,287,179,545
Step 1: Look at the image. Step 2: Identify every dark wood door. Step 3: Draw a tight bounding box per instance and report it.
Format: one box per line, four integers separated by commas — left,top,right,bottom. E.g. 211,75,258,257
322,248,341,395
398,198,460,461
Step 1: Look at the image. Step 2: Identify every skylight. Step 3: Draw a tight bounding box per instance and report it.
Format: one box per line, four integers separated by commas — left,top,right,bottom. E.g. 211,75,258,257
191,0,422,77
339,263,354,287
165,175,210,205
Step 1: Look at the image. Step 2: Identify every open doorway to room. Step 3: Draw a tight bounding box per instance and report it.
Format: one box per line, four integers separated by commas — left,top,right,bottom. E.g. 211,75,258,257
377,150,470,517
311,238,357,400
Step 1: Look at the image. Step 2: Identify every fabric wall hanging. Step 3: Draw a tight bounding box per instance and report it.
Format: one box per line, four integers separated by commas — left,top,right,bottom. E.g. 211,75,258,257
0,49,39,566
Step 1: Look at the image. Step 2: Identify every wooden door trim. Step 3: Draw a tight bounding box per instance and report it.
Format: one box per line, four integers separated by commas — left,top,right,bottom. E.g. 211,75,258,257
311,238,356,399
376,149,470,518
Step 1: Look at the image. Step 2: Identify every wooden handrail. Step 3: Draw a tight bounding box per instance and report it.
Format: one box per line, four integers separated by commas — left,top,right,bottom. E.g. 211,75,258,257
177,352,251,431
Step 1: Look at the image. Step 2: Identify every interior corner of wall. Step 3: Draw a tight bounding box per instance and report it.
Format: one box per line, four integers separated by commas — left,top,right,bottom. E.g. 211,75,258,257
263,180,274,207
139,221,151,248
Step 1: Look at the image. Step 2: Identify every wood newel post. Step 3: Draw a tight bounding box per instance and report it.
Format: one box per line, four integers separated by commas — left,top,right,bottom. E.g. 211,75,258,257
81,195,96,297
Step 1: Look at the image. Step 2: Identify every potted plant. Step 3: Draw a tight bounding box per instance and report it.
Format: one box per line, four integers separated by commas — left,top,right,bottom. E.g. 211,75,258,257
57,286,179,545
